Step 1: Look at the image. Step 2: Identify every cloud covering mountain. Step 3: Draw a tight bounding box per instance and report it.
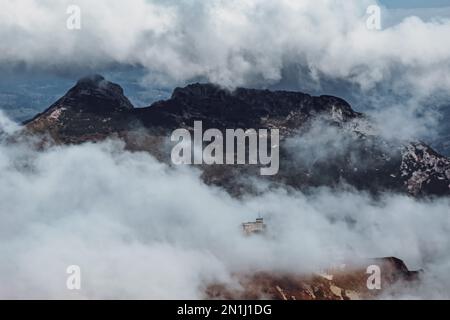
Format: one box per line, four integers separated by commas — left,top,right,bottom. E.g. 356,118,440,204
1,110,450,299
1,0,450,96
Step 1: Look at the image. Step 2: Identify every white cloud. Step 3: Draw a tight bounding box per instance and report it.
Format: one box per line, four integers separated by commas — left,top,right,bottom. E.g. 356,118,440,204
1,0,450,97
0,113,450,299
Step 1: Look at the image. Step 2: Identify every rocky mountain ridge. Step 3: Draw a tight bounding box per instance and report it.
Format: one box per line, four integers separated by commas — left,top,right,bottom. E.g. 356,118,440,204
23,75,450,196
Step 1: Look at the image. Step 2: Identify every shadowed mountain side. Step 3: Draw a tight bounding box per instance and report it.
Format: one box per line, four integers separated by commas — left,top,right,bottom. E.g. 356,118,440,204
24,75,450,197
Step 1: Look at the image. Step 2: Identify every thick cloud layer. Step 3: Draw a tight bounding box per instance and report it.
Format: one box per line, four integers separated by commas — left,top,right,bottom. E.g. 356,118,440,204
1,0,450,96
2,0,450,150
0,112,450,299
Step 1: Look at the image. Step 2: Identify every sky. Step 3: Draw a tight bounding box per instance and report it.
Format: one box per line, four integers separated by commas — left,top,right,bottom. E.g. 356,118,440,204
379,0,450,8
1,1,450,94
1,0,450,91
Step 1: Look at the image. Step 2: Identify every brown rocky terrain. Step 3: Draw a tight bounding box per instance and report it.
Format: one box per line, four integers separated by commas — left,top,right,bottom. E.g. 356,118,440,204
205,257,421,300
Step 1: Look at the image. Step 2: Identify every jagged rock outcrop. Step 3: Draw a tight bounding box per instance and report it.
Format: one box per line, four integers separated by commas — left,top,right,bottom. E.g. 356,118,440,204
133,83,359,131
400,142,450,196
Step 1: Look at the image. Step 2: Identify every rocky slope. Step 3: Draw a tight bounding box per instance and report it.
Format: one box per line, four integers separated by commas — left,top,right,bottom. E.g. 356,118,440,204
206,257,421,300
24,75,450,196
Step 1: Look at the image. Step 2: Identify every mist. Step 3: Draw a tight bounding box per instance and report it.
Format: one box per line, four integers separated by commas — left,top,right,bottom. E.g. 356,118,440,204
0,112,449,299
1,0,449,94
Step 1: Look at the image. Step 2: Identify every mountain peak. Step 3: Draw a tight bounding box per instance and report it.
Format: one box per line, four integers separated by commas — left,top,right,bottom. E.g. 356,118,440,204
23,75,135,137
56,75,134,113
171,83,225,100
76,74,106,87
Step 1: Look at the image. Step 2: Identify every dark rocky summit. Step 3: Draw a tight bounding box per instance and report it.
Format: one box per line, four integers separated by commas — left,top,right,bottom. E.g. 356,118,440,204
24,75,450,196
